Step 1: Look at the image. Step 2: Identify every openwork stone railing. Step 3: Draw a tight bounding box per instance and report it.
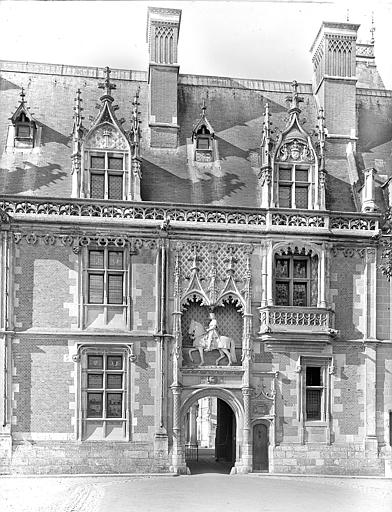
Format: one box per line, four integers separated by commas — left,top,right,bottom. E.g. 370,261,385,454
259,306,335,333
0,196,379,232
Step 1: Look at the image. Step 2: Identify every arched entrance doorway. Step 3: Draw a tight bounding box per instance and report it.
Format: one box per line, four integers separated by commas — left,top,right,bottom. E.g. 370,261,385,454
180,390,242,475
252,422,269,471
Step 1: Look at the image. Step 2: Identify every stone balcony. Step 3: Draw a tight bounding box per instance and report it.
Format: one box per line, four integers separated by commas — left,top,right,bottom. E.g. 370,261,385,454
259,305,336,343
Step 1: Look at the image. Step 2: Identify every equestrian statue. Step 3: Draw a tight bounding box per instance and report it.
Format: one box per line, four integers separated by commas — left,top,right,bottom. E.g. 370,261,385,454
188,312,237,366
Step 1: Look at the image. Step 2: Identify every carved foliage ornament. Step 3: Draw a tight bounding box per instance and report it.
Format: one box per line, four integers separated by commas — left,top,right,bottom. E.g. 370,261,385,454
13,232,158,252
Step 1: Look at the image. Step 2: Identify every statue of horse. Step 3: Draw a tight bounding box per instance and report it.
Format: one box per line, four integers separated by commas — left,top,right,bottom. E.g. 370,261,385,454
188,319,237,366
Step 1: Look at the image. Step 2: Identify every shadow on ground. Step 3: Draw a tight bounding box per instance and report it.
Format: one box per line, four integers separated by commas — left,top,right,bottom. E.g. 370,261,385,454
186,448,233,475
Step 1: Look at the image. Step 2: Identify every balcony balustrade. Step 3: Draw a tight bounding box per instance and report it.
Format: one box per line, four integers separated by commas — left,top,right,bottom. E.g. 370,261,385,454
259,306,336,335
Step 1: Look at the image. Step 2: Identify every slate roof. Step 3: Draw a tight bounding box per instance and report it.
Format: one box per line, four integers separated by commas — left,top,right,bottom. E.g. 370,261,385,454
0,60,391,211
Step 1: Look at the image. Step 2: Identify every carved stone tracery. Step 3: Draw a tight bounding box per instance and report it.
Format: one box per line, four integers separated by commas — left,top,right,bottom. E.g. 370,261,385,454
173,241,254,368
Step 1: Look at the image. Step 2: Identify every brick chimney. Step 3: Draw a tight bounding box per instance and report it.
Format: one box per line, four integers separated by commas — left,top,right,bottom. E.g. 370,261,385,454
146,7,182,148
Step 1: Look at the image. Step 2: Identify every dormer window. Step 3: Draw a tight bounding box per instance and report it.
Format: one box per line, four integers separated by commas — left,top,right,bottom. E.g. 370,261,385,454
76,68,140,201
196,127,211,150
192,99,216,164
88,151,127,200
5,89,40,153
14,112,35,147
259,83,324,210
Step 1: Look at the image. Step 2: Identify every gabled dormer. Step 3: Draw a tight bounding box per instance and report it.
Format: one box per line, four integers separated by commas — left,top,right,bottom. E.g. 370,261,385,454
190,99,220,166
192,99,215,163
259,81,325,210
74,67,141,201
5,89,41,153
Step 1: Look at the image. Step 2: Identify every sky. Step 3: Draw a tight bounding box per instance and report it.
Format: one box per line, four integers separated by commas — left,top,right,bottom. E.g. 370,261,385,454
0,0,391,88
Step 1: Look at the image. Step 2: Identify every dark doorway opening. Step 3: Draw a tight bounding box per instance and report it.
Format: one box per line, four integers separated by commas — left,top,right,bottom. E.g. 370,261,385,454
185,397,236,474
252,422,269,472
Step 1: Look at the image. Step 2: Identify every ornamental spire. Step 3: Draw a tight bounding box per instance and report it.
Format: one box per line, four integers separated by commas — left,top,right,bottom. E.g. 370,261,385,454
98,66,116,101
317,107,326,171
130,86,142,158
73,88,84,132
370,12,375,44
286,80,303,116
201,97,207,118
19,87,26,106
261,101,273,168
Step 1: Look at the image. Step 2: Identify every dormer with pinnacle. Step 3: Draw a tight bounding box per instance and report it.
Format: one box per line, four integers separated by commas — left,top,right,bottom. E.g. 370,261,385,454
192,99,216,163
5,88,41,153
259,81,325,210
72,66,142,201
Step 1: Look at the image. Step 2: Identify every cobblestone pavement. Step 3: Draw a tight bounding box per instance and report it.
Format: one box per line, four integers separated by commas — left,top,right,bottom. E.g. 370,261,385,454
1,474,391,512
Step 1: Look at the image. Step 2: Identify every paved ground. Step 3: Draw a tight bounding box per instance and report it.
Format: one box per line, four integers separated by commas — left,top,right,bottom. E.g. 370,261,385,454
1,472,392,512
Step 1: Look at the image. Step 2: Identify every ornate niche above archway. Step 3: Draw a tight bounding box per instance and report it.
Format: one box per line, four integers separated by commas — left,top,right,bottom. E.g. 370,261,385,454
172,241,254,368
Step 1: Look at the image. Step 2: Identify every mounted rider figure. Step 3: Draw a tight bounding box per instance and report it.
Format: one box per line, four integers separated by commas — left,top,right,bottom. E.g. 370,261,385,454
206,311,220,351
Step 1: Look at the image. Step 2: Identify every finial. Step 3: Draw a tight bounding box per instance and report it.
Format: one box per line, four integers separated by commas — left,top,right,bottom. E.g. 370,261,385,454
132,86,141,131
201,97,207,118
98,66,116,99
286,80,303,115
130,86,142,158
19,87,26,104
346,9,350,22
370,12,375,44
317,107,326,171
262,102,271,138
73,88,84,126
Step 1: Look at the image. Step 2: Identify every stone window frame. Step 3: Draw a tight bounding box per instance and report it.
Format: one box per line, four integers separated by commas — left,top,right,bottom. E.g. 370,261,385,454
297,356,333,428
277,163,311,209
82,245,130,330
274,253,312,307
76,344,132,441
262,241,328,310
85,149,128,200
193,125,215,163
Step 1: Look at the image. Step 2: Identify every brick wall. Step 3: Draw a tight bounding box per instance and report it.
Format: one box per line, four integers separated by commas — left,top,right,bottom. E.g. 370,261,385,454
131,248,157,332
332,344,364,442
150,66,178,124
132,339,157,441
12,337,74,433
330,253,365,339
14,241,77,330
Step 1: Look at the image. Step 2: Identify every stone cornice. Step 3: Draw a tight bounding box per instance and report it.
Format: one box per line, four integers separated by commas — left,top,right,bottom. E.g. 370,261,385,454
0,196,380,237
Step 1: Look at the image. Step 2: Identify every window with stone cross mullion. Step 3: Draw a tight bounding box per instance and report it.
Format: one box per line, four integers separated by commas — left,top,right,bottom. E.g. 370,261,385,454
274,255,310,306
81,349,128,440
89,151,124,200
278,164,310,209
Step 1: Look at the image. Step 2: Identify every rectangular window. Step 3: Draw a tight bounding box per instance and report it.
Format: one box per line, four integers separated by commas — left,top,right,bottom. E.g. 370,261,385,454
91,156,105,169
16,125,31,138
278,164,310,209
84,247,128,329
87,249,125,306
275,256,310,306
278,185,291,208
81,349,129,440
88,152,125,200
197,137,210,150
299,357,331,429
108,174,123,200
305,367,322,420
91,174,105,199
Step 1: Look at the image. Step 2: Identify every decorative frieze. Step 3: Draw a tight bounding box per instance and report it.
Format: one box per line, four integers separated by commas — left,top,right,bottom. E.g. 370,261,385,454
331,246,368,258
272,213,326,228
12,231,158,252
